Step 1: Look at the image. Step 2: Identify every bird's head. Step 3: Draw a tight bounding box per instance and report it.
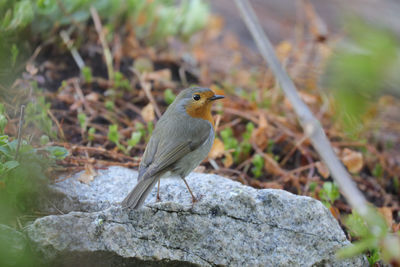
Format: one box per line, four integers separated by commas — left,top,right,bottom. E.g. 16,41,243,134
173,87,224,125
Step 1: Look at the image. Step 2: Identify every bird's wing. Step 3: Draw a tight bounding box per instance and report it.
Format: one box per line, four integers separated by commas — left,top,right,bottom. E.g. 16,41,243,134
138,133,159,179
140,117,211,181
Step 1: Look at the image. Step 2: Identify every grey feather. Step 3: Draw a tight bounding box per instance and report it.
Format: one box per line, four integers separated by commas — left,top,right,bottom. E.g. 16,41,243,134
121,176,159,209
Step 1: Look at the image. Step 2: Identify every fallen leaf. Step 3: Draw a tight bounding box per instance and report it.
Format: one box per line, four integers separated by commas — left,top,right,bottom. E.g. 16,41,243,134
77,164,98,184
86,92,99,102
250,180,283,189
329,206,340,220
251,114,269,150
283,92,318,110
392,223,400,232
379,207,393,227
341,148,363,173
141,103,155,122
223,152,233,168
208,137,225,159
264,154,282,176
315,161,330,179
276,41,292,61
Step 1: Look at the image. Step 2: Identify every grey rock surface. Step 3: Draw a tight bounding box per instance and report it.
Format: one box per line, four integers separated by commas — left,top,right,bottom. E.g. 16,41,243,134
28,166,367,266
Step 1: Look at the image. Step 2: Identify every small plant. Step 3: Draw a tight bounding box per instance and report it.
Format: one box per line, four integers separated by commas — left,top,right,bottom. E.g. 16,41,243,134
146,121,154,139
107,124,142,154
220,122,254,164
251,154,264,178
127,131,142,151
105,100,114,111
308,182,318,198
113,71,130,90
25,96,57,138
319,182,340,208
338,208,400,264
239,122,254,161
367,249,380,266
108,124,122,148
0,134,68,220
81,66,93,83
78,112,87,130
88,127,96,141
220,127,239,161
0,105,7,134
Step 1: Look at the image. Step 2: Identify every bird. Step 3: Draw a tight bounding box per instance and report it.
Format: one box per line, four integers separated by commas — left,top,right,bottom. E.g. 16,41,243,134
121,87,224,209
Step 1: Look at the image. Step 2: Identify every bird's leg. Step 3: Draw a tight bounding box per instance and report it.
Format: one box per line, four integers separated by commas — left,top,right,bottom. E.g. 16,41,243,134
156,179,161,202
181,177,197,204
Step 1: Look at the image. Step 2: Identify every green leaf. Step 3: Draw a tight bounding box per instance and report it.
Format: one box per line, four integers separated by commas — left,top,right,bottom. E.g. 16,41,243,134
251,154,264,178
0,114,7,133
108,124,120,144
337,238,377,259
319,182,340,204
45,146,69,160
180,0,209,38
367,249,380,266
8,0,34,30
3,160,19,171
127,131,142,147
88,127,96,141
11,44,19,67
81,66,93,83
105,100,114,111
78,112,87,129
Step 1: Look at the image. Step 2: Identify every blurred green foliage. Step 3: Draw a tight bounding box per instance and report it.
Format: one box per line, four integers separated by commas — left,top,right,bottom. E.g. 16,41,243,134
251,154,264,178
220,122,254,164
1,0,209,39
164,88,176,105
25,96,57,139
0,100,67,265
325,21,399,135
338,207,400,264
0,224,40,267
0,133,68,224
319,182,340,208
107,124,143,154
81,66,93,83
0,0,209,88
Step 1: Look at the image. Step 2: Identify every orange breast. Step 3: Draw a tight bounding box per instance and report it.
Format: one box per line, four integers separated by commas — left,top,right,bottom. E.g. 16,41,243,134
185,102,214,126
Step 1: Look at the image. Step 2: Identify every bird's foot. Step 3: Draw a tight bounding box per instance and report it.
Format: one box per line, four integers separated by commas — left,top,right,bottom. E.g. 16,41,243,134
156,193,162,203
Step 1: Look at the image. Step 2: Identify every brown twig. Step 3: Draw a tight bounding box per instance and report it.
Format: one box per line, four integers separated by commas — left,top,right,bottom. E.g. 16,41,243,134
130,68,162,118
47,109,65,141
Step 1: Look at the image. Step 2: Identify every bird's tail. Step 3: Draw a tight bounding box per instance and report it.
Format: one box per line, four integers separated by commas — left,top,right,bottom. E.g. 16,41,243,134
121,177,159,209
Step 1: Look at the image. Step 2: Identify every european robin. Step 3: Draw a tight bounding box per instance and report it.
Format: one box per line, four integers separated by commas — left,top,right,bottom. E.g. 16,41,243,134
122,87,224,209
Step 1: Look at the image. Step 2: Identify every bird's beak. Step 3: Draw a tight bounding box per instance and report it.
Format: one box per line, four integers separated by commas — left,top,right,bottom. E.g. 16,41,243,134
209,95,225,101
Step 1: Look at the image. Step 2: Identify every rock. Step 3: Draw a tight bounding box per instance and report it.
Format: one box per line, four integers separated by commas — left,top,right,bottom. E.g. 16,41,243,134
39,166,138,213
28,166,367,266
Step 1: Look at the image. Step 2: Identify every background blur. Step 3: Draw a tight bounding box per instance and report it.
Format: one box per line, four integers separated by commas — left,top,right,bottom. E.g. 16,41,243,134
0,0,399,265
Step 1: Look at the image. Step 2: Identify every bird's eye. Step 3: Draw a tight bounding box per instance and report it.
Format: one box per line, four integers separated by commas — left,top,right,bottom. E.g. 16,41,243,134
193,94,201,101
